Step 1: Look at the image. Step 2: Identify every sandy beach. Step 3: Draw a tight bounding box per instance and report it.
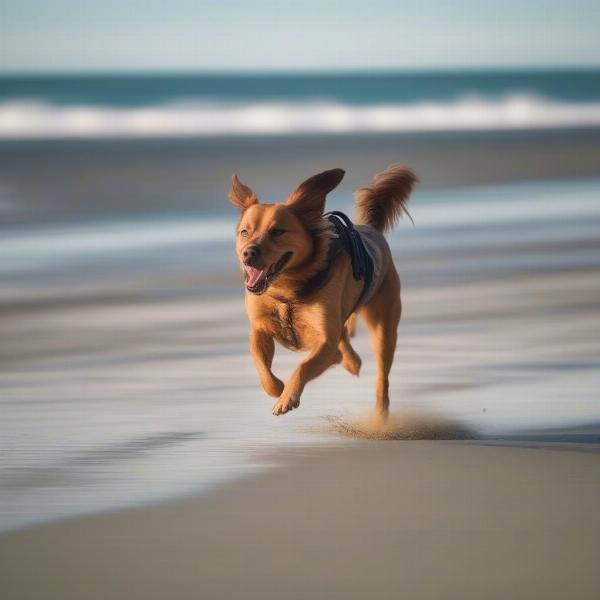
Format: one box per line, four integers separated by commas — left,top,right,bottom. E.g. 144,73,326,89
2,166,600,531
1,438,599,600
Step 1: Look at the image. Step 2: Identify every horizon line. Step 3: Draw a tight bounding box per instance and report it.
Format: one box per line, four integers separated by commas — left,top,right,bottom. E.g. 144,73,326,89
1,64,600,78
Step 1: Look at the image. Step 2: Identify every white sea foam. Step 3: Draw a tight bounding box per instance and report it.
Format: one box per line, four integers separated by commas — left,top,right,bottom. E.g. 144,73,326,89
1,94,600,139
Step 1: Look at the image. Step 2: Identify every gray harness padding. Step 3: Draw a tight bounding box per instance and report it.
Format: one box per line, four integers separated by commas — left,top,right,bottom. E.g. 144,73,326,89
298,211,390,311
353,224,390,309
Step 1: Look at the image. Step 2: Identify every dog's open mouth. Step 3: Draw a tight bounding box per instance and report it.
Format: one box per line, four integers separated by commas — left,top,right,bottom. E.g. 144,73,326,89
245,252,293,294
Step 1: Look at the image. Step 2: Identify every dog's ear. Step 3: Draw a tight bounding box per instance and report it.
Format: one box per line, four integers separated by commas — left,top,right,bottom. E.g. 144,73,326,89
228,174,258,210
287,168,345,224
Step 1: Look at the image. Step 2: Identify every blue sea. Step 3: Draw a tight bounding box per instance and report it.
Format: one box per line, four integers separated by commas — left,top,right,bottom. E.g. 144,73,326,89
1,70,599,532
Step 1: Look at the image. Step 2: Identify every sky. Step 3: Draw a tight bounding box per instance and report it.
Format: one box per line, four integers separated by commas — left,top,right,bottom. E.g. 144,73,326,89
1,0,599,73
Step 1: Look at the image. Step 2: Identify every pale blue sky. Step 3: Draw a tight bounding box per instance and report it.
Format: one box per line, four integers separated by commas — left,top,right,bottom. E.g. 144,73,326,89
1,0,599,72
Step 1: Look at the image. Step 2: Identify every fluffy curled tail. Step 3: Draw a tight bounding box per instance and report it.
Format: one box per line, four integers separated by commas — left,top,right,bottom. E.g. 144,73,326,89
354,165,417,232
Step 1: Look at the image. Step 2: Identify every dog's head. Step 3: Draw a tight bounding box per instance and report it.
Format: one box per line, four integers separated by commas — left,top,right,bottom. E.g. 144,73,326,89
229,168,345,294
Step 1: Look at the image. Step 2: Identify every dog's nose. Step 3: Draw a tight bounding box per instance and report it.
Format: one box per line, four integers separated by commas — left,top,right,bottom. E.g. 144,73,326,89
243,245,260,264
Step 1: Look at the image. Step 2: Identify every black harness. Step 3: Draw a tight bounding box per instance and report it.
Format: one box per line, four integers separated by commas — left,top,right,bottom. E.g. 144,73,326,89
298,211,374,310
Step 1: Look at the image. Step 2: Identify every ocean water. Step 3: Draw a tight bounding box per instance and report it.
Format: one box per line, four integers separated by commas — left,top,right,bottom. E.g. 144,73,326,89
1,69,600,139
1,70,600,533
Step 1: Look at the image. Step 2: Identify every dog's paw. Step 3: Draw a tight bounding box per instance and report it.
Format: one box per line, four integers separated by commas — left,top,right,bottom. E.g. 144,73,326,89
263,376,284,398
369,405,389,427
272,393,300,416
342,352,361,376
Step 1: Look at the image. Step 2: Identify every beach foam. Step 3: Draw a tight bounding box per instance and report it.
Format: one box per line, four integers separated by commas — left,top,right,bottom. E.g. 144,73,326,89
2,94,600,139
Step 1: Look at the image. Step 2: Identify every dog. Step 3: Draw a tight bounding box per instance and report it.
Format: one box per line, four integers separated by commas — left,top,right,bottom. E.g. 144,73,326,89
229,165,416,417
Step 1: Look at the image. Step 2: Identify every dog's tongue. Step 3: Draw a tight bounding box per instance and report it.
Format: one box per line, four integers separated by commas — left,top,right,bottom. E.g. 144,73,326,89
245,266,267,288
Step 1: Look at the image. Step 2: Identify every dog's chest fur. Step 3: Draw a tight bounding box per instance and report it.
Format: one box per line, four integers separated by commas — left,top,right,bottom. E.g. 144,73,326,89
268,302,303,350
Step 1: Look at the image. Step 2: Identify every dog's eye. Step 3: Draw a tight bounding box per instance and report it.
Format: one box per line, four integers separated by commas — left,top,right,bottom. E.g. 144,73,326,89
240,229,249,238
270,228,285,237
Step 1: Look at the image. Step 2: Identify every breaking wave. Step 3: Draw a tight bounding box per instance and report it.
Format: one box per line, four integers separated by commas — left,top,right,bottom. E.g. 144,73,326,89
1,94,600,140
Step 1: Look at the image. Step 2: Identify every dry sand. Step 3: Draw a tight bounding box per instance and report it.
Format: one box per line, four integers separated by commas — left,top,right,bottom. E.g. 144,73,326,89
1,440,599,600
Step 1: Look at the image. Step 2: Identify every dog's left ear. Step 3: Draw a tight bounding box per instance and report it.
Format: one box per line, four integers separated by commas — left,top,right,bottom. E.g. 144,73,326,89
228,174,258,210
287,168,345,224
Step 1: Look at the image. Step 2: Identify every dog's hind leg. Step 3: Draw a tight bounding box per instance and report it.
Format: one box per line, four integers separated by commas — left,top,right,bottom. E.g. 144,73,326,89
338,327,361,376
361,265,401,418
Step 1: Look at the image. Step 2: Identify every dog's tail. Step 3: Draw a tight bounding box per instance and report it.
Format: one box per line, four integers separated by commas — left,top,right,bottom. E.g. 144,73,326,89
354,165,417,232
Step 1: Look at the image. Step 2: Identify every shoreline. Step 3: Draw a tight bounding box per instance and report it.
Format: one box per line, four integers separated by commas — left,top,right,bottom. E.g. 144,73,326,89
2,421,599,535
1,436,599,599
2,174,600,535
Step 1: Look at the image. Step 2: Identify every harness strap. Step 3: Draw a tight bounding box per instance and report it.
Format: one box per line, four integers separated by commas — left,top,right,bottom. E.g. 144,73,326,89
297,211,374,311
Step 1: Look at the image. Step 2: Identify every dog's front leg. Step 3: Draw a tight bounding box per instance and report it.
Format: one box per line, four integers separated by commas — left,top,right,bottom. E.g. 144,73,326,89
250,328,284,398
272,340,340,415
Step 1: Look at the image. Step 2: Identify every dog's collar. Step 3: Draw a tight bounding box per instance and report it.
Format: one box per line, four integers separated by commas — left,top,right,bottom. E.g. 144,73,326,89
297,211,374,310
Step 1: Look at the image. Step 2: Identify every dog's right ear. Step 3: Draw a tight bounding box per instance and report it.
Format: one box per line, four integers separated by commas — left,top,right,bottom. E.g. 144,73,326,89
286,168,345,226
228,174,258,210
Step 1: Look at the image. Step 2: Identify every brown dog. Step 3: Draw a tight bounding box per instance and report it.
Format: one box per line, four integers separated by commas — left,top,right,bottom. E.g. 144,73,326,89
229,166,416,417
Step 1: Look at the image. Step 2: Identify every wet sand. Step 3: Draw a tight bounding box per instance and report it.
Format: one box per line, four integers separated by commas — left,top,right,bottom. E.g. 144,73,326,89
2,128,600,225
1,439,599,600
2,175,600,533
